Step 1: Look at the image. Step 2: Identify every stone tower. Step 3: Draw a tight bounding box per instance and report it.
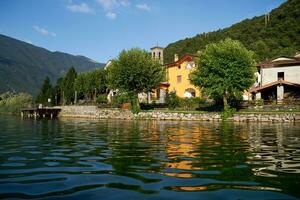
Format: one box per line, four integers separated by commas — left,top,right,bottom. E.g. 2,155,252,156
151,46,164,65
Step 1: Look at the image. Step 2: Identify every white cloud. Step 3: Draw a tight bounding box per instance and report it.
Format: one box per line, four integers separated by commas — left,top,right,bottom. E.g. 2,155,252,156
97,0,129,10
119,0,130,7
67,3,93,13
33,26,56,37
106,11,117,19
136,3,151,11
97,0,130,20
97,0,118,10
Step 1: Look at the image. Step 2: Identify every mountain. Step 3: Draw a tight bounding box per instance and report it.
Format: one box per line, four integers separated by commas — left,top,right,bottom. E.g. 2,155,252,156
164,0,300,64
0,34,105,95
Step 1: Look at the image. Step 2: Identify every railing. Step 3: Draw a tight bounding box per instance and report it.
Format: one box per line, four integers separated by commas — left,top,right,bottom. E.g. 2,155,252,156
237,100,300,111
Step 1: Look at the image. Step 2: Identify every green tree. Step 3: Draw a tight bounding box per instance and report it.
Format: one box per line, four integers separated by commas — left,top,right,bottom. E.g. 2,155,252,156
94,68,108,95
107,48,165,112
74,72,88,100
190,38,256,111
61,67,77,105
0,92,32,113
36,76,53,105
74,69,107,101
52,77,63,105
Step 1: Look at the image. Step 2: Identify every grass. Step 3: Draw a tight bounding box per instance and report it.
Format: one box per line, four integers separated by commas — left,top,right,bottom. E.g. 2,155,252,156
141,109,300,115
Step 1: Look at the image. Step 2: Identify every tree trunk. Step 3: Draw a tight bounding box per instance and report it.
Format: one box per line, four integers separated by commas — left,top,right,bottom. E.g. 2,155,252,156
223,93,229,112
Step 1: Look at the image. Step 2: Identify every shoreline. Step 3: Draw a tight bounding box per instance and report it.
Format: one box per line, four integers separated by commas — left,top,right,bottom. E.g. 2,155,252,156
57,106,300,122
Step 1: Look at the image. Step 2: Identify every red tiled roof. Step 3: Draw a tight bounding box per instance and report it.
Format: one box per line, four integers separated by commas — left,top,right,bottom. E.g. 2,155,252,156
250,80,300,93
165,54,197,68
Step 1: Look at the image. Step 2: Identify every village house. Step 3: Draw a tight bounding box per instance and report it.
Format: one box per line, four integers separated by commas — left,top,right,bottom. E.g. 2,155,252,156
150,46,200,103
250,53,300,102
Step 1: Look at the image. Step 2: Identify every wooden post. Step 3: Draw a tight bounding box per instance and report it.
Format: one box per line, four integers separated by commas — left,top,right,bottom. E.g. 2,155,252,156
75,91,77,105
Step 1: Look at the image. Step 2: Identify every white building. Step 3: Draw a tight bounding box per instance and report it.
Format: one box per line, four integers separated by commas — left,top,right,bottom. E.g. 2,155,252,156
250,53,300,101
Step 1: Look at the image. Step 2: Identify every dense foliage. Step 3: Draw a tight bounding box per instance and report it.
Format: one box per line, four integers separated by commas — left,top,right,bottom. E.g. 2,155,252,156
74,69,107,101
0,92,32,113
190,38,256,111
36,76,54,106
164,0,300,64
36,67,108,106
61,67,77,105
107,48,165,112
0,34,104,95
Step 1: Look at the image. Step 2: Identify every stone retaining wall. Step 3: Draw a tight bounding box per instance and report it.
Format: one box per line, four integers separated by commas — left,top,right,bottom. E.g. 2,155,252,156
58,106,300,122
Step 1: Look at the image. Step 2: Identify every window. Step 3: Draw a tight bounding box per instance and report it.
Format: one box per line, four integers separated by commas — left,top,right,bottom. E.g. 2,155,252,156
177,65,181,69
158,52,161,60
177,75,182,83
184,88,196,98
278,72,284,80
153,52,155,58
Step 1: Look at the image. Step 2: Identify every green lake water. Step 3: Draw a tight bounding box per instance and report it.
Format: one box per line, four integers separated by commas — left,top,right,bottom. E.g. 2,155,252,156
0,116,300,199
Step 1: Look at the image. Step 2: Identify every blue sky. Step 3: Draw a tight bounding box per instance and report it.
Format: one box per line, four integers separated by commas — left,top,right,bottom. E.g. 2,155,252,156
0,0,285,63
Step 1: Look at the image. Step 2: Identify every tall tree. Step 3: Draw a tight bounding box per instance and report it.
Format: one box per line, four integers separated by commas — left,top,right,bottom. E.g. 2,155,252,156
94,68,108,95
107,48,165,112
74,69,107,101
61,67,77,105
190,38,256,111
36,76,53,105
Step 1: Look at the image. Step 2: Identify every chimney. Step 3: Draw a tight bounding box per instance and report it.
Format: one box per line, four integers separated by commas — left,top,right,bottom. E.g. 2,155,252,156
174,54,179,62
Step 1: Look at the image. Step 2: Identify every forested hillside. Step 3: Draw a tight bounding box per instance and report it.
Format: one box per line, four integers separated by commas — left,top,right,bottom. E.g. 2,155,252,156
0,34,104,95
164,0,300,64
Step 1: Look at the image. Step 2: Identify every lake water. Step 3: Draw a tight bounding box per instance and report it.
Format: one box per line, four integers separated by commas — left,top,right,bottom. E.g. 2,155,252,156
0,116,300,199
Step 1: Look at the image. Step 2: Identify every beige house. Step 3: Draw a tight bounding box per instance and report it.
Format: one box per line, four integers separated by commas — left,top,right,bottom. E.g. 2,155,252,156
250,53,300,101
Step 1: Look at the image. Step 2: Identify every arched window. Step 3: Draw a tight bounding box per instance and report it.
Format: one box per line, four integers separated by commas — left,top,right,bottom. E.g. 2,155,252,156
158,52,161,60
153,52,156,58
184,88,196,98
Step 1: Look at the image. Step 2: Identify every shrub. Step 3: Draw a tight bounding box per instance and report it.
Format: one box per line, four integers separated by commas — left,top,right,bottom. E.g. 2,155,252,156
96,94,107,104
0,92,33,113
221,108,236,119
166,92,180,109
111,93,131,105
180,97,204,110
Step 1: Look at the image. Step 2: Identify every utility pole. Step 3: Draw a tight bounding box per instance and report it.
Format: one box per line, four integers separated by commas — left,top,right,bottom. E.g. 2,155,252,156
265,12,270,27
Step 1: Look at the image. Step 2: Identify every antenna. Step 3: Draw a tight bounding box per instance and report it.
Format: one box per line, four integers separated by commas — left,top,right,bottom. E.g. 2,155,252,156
265,12,270,27
265,14,267,27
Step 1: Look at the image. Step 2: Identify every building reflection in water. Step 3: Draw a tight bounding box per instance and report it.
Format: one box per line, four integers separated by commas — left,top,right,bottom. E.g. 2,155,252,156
55,118,300,195
247,123,300,176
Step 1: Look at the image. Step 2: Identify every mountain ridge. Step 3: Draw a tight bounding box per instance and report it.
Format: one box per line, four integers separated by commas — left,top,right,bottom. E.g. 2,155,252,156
164,0,300,64
0,34,105,95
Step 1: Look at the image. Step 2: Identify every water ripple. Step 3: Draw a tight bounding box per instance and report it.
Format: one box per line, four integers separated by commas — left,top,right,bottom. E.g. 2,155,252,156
0,117,299,199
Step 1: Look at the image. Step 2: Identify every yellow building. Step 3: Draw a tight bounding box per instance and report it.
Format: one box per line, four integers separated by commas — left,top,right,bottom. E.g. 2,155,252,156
165,54,200,98
150,46,200,101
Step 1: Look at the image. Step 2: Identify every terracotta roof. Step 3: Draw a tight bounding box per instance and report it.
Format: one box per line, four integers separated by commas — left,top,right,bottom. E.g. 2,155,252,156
250,80,300,93
151,46,164,50
165,54,197,68
257,56,300,68
159,82,170,86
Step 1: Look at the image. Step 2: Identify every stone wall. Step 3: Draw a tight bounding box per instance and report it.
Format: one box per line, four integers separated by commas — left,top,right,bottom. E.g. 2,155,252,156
58,106,300,122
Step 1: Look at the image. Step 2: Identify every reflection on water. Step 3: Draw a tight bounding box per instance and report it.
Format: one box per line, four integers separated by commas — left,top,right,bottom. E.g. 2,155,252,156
0,116,299,199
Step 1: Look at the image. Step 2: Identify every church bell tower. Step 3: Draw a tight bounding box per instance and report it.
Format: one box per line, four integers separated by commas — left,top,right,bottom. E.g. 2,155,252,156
151,46,164,65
